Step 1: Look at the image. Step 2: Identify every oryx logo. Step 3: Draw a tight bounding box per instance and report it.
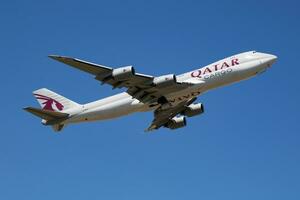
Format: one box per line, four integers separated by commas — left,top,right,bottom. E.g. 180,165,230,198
34,94,64,111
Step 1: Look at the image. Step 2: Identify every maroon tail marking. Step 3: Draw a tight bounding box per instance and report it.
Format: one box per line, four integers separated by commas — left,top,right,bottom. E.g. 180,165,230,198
34,94,64,111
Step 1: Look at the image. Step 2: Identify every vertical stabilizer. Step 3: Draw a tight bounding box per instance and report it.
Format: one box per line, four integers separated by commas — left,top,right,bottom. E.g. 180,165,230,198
33,88,80,111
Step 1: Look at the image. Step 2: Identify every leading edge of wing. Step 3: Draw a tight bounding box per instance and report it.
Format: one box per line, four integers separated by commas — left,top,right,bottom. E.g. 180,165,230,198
48,55,154,81
48,55,112,75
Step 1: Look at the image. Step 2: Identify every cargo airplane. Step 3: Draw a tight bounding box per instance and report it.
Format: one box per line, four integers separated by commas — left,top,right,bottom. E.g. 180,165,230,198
24,51,277,132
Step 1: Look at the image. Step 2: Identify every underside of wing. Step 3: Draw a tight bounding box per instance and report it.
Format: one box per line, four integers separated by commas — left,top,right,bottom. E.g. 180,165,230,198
49,55,192,104
49,55,153,90
146,97,197,132
49,55,153,84
49,55,113,75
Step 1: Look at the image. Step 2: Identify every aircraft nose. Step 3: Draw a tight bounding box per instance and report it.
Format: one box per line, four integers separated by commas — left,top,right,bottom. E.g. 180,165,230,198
266,54,277,65
259,53,277,67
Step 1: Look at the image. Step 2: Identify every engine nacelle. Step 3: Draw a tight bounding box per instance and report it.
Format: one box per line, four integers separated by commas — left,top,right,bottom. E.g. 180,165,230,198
165,116,186,130
182,103,204,117
153,74,177,88
112,66,135,80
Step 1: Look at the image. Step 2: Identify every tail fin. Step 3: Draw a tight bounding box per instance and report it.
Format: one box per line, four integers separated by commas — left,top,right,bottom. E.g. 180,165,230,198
25,88,80,132
33,88,80,111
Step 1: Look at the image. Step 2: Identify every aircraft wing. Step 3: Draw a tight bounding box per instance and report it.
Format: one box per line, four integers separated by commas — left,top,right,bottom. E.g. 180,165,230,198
49,55,191,103
146,97,197,131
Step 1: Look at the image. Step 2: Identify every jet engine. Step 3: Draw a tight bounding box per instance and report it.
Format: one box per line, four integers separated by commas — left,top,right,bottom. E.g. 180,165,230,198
182,103,204,117
165,116,186,130
153,74,177,88
112,66,135,80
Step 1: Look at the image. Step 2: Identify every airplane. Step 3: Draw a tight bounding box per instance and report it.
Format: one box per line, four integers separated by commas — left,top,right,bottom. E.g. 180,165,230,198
24,51,277,132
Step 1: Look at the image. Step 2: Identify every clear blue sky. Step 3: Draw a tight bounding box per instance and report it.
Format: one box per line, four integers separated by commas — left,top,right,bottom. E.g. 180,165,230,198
1,0,299,199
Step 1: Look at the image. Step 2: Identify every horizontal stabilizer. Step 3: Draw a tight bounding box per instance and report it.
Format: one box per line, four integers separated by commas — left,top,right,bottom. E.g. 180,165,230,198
24,107,69,121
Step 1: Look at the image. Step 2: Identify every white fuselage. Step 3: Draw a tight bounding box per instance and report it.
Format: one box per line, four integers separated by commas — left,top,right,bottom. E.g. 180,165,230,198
63,51,277,125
